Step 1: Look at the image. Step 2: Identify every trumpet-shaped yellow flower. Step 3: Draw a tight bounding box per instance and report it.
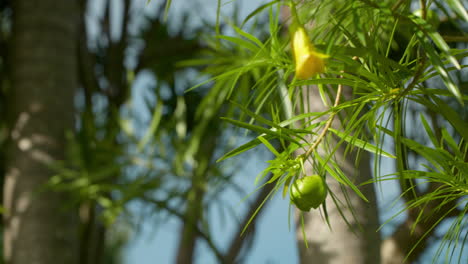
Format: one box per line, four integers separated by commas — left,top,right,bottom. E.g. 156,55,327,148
291,26,327,79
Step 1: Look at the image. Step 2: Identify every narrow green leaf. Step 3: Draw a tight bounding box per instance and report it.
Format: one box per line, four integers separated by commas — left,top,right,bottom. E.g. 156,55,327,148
258,136,281,157
428,96,468,139
241,183,276,236
418,35,462,103
233,25,265,49
217,135,273,162
282,177,292,198
401,137,453,171
215,109,317,162
163,0,172,22
138,100,163,151
315,154,369,202
377,125,452,171
185,65,247,93
221,117,301,145
218,35,260,53
329,128,396,158
419,114,439,147
230,100,309,141
410,14,461,69
441,128,462,157
447,0,468,21
267,171,286,184
241,0,281,27
278,112,327,128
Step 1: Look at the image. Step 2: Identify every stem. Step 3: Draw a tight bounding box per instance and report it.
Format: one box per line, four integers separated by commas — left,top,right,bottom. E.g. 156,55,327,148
396,60,425,99
299,55,359,161
290,0,302,26
419,0,427,20
301,83,343,160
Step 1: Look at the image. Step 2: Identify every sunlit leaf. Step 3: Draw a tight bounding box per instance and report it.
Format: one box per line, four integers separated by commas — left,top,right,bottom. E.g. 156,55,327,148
329,128,396,159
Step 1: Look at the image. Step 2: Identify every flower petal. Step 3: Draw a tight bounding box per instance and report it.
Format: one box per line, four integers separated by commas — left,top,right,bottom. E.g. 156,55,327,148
291,26,326,79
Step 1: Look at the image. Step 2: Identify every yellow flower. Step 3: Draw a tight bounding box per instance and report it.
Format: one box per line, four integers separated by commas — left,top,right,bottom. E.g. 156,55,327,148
291,26,327,79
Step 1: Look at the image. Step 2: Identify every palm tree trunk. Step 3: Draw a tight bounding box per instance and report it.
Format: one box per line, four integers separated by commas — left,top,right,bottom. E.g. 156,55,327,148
3,1,79,263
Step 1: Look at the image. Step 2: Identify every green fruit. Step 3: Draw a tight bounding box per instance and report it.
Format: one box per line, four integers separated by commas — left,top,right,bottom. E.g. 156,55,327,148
290,175,327,211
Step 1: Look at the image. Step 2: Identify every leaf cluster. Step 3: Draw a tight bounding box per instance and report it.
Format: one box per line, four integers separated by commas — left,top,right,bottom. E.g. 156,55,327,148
187,0,468,261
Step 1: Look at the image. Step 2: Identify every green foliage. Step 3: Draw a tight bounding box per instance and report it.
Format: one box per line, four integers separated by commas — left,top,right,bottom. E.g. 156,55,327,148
186,0,468,261
17,0,465,261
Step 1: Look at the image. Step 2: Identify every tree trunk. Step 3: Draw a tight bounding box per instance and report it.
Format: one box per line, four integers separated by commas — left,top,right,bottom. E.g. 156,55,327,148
175,126,219,264
295,86,381,264
3,1,79,263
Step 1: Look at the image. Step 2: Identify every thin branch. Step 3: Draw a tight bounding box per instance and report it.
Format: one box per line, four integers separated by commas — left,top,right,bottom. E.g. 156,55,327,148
142,196,225,263
102,0,111,43
300,55,361,161
121,0,131,43
397,61,426,100
301,83,343,160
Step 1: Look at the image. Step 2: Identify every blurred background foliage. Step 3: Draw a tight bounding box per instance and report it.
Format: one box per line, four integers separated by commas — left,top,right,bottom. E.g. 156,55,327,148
0,0,277,262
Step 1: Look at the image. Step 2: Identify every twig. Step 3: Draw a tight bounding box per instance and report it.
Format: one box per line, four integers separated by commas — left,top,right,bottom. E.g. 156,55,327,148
142,196,225,263
301,84,343,160
300,54,361,161
396,44,427,100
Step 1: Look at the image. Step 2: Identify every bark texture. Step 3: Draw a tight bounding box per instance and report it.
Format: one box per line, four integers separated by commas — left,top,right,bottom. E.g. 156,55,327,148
295,86,381,264
3,1,79,263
